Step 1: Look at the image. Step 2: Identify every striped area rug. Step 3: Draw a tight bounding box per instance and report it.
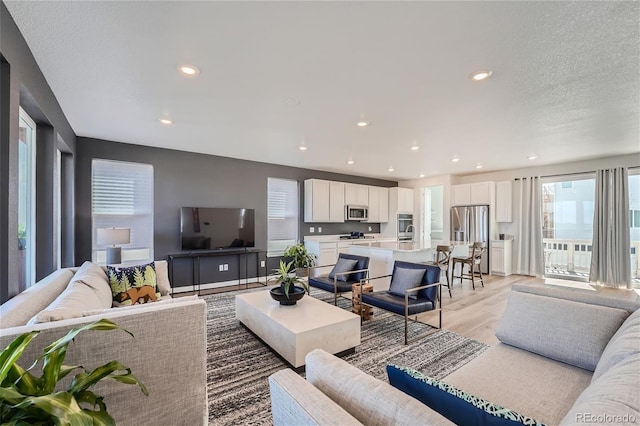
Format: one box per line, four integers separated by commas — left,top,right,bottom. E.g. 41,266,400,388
205,287,488,425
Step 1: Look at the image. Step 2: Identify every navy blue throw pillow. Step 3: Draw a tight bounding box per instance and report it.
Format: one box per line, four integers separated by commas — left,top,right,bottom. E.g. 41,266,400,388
386,364,545,426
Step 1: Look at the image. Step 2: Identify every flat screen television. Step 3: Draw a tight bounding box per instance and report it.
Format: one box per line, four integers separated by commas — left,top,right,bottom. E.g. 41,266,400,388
180,207,255,251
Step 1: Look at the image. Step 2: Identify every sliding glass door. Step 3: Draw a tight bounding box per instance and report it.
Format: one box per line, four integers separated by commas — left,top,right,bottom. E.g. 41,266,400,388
542,176,595,281
629,171,640,287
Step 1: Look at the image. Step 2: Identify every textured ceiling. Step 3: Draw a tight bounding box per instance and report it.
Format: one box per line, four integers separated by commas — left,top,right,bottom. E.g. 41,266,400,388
5,1,639,180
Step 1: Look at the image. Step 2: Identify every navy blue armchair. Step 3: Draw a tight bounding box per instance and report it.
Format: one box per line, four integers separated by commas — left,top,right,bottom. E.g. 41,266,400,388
360,261,442,344
308,253,370,305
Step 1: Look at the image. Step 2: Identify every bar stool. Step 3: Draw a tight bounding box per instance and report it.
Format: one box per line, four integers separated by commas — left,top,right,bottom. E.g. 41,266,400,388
452,242,486,290
426,245,454,297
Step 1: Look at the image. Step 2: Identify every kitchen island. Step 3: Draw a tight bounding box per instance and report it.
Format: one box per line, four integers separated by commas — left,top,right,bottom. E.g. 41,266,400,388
348,241,470,290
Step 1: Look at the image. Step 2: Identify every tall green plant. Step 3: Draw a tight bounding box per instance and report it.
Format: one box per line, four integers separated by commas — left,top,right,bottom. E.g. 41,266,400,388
283,243,316,270
0,318,147,426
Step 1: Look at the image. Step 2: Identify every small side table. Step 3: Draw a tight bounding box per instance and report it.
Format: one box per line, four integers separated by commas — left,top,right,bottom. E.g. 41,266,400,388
352,283,374,321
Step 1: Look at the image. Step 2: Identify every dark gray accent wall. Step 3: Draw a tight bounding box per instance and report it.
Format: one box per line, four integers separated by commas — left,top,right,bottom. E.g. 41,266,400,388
75,138,398,272
35,125,55,279
0,2,77,302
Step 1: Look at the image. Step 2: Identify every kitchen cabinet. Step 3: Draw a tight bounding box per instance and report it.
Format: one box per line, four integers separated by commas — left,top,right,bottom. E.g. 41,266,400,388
496,181,513,222
490,239,512,276
319,244,338,266
452,182,493,206
452,184,471,206
304,179,344,223
367,186,389,223
390,187,414,213
471,182,491,205
345,183,369,206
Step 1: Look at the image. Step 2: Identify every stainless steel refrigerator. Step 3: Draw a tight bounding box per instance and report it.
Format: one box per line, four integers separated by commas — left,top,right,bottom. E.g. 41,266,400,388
451,205,489,274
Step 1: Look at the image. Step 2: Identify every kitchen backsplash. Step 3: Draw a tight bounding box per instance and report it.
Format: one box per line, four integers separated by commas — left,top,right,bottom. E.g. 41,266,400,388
300,222,380,238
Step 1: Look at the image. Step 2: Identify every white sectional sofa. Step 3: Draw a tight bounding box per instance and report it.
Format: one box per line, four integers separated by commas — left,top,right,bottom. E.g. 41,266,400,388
269,284,640,425
0,261,208,426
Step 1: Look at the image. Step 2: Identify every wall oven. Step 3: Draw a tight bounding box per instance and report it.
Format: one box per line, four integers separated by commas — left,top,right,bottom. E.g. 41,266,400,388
397,214,414,241
345,205,368,221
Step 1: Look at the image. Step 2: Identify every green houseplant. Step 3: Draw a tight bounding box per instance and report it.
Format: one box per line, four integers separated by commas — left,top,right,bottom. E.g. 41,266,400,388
17,223,26,250
283,243,316,277
269,260,309,305
0,318,147,426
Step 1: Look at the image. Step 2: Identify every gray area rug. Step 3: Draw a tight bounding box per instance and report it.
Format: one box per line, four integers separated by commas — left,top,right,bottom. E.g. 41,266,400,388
205,287,488,425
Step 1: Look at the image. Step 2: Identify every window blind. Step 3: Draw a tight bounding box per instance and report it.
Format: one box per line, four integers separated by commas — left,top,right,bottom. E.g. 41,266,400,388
267,177,299,256
92,159,154,264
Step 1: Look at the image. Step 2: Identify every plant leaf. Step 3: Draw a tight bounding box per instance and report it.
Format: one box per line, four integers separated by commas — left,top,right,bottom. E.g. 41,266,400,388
74,389,106,411
69,361,141,395
83,408,116,426
0,386,26,404
0,331,39,384
108,371,148,396
6,363,40,396
12,391,93,426
42,319,132,356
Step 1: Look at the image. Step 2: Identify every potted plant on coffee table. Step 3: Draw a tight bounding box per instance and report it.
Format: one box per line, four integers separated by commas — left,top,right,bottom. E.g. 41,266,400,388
269,260,309,305
283,243,316,277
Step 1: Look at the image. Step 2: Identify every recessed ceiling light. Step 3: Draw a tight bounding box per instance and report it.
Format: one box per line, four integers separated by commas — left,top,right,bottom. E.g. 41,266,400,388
469,70,493,81
452,156,460,163
476,163,483,169
298,146,308,151
527,154,537,160
285,98,300,106
178,65,200,76
356,120,370,127
388,166,395,172
347,159,355,165
419,172,425,178
410,145,420,151
159,118,173,125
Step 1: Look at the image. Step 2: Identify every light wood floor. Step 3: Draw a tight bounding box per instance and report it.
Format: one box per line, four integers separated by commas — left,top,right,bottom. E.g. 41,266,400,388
418,274,640,346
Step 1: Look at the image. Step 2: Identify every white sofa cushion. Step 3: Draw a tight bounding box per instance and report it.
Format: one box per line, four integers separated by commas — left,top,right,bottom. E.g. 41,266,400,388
0,269,74,328
154,260,171,296
561,354,640,425
495,291,629,371
592,307,640,381
28,261,112,324
305,349,453,425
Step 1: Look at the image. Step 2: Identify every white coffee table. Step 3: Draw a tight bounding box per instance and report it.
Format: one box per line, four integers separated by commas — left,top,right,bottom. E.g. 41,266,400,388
235,290,361,370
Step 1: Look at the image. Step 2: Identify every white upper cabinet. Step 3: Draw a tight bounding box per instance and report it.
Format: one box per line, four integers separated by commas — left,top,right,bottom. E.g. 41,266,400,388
452,184,471,206
367,186,389,223
329,181,346,222
345,183,369,206
452,182,493,206
389,187,414,214
495,181,513,222
304,179,345,223
470,182,491,205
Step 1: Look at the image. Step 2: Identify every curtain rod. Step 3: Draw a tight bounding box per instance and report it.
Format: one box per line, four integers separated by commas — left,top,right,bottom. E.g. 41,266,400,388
513,165,639,181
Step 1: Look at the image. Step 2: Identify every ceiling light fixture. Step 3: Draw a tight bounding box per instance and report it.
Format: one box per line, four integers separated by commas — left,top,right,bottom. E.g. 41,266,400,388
527,154,537,160
388,166,395,172
347,159,355,165
452,156,460,163
469,70,493,81
159,118,173,125
410,145,420,151
285,98,300,106
356,120,370,127
298,146,308,151
419,172,425,178
476,163,483,169
178,65,200,76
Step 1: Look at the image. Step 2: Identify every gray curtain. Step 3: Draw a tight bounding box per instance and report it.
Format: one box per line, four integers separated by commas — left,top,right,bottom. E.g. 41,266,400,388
516,176,544,276
589,167,631,288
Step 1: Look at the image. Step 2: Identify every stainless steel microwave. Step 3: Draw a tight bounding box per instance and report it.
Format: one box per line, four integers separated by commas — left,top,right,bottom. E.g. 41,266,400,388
345,205,368,221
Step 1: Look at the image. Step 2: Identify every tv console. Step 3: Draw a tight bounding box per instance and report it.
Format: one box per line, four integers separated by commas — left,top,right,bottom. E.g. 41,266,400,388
168,248,268,294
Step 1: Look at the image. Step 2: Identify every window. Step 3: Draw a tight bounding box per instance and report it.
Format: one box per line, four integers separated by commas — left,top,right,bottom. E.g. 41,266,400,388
91,159,154,264
629,171,640,286
18,108,36,290
267,178,299,256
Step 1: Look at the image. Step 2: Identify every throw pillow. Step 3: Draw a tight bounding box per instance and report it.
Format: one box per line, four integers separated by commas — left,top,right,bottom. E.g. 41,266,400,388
388,267,426,300
387,364,544,426
107,262,160,306
27,262,112,324
328,258,359,282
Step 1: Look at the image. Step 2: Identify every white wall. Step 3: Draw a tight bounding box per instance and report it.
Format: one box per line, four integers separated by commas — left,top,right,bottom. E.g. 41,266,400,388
400,153,639,274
